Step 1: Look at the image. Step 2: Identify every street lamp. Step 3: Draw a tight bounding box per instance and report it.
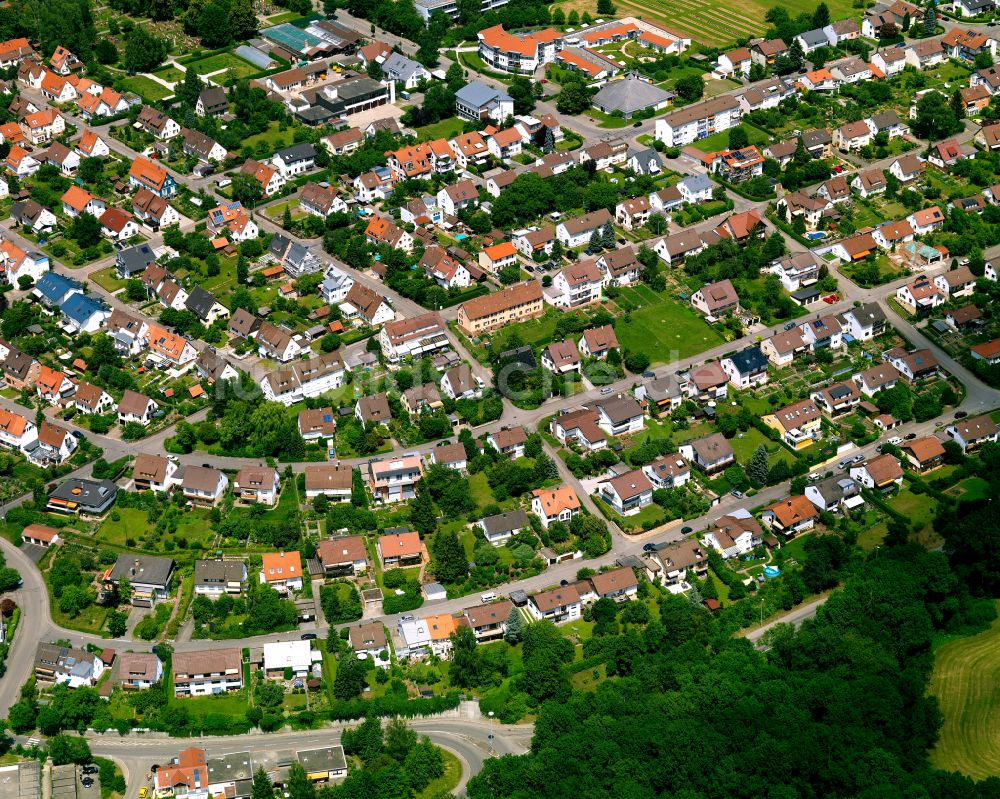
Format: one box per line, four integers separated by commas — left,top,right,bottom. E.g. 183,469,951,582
488,710,495,755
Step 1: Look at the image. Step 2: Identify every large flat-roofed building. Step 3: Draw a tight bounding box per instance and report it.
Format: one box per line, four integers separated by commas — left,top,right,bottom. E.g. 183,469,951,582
297,746,347,781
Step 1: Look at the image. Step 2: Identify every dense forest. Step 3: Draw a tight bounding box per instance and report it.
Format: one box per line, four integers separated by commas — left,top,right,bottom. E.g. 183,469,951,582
467,442,1000,799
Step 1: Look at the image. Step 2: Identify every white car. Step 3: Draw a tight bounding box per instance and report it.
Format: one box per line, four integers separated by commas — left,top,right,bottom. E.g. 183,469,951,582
886,436,903,446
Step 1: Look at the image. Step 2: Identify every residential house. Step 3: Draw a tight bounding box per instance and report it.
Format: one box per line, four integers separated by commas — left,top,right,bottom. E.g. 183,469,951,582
600,469,653,515
549,261,603,308
555,208,613,248
348,622,389,666
137,105,180,139
128,156,176,197
691,279,739,317
901,436,947,472
34,643,105,688
721,346,768,389
342,282,395,327
377,530,425,567
896,276,945,315
259,352,347,406
479,509,529,547
108,553,174,606
369,457,424,503
761,328,807,366
934,266,977,299
172,649,243,696
193,560,247,598
116,652,163,690
854,363,902,396
131,453,178,492
303,463,353,501
806,473,863,513
946,414,1000,451
181,466,228,505
851,453,904,491
317,535,368,575
527,584,582,623
260,551,302,592
703,511,762,558
889,154,925,183
118,390,158,427
531,485,580,529
762,398,822,449
679,432,735,473
884,347,939,381
72,381,114,416
595,393,645,436
578,325,619,360
811,380,861,416
440,364,482,400
761,495,818,536
234,467,280,506
485,426,528,458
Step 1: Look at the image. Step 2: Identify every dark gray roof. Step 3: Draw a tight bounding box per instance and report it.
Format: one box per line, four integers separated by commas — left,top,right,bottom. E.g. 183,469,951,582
198,86,229,111
185,285,220,320
194,559,246,585
48,478,117,510
116,243,156,275
108,553,174,587
481,509,529,536
726,346,768,374
592,74,674,114
275,142,316,163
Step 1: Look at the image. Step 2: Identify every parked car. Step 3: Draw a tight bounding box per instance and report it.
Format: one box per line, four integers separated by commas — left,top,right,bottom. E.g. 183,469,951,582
904,432,917,440
887,436,903,446
300,633,317,640
783,321,797,331
642,543,656,552
955,410,968,419
632,121,642,127
680,526,693,534
731,490,744,498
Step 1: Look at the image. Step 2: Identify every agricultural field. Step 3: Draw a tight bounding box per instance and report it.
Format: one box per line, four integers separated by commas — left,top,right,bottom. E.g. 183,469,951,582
551,0,856,46
930,602,1000,780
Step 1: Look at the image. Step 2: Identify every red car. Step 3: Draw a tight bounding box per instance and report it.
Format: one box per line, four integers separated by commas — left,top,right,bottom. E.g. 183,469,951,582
831,165,844,174
822,293,841,304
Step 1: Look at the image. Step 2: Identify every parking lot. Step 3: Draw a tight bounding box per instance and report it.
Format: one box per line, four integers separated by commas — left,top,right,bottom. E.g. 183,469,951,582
50,763,100,799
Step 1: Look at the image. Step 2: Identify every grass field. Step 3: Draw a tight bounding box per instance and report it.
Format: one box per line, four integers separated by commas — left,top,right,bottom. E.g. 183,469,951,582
614,289,724,364
188,52,259,78
120,76,172,102
930,602,1000,780
414,118,466,142
153,66,185,83
551,0,854,46
242,120,296,152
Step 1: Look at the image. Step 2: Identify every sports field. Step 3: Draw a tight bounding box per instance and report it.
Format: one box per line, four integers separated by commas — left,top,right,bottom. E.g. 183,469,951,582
551,0,855,47
930,602,1000,780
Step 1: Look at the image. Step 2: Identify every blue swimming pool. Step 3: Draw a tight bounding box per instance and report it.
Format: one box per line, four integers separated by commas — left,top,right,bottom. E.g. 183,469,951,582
806,232,827,240
454,234,468,240
763,565,781,578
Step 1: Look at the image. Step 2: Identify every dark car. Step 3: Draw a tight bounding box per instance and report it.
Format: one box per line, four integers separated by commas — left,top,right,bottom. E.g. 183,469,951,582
300,633,317,640
632,121,642,127
62,409,76,421
81,778,94,788
955,410,968,419
642,543,656,552
560,579,569,586
642,370,656,378
783,321,797,331
904,432,917,440
681,526,693,534
81,766,98,775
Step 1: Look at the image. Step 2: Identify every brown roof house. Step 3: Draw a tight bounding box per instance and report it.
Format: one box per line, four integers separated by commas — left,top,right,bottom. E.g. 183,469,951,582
761,495,819,536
